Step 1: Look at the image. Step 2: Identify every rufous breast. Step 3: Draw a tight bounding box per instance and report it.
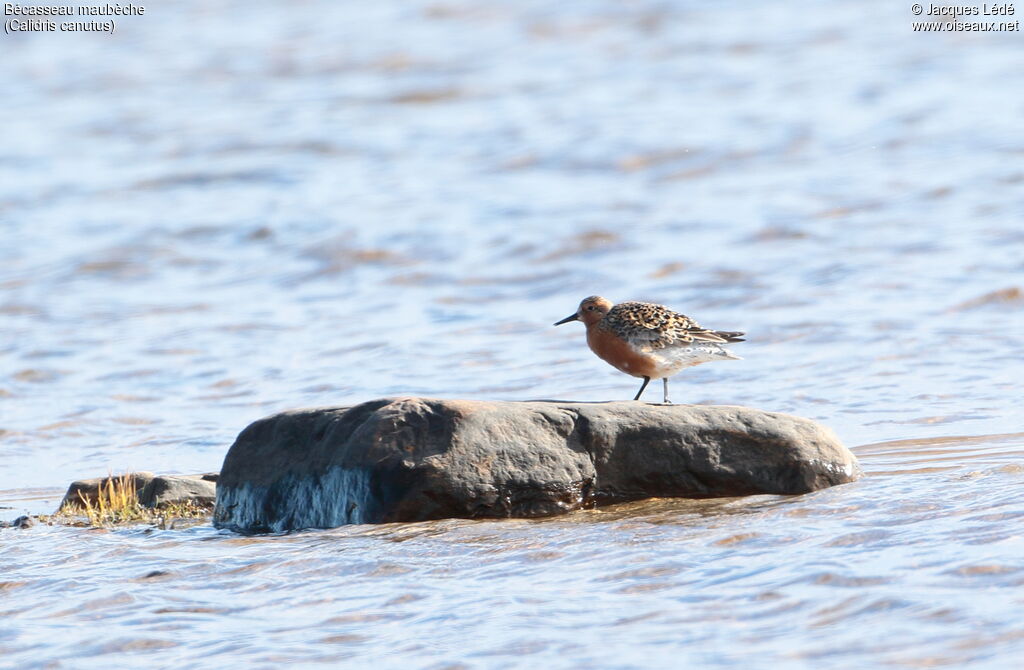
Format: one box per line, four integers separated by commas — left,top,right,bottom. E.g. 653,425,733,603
586,326,658,378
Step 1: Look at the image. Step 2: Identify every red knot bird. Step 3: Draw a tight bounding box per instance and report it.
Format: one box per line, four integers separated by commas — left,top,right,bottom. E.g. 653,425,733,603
554,296,744,403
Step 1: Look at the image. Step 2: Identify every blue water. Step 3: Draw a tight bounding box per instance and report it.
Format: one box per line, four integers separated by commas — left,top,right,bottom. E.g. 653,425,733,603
3,1,1024,667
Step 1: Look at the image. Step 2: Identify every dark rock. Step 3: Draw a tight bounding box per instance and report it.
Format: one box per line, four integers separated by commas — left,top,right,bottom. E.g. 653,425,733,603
214,398,860,533
60,472,155,509
138,475,216,509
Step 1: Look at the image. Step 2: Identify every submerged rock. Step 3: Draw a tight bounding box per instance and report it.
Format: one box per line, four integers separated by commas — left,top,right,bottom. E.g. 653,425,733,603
214,398,860,533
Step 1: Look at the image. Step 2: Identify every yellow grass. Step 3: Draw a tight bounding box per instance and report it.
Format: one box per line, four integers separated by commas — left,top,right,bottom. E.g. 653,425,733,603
45,471,211,529
74,472,146,525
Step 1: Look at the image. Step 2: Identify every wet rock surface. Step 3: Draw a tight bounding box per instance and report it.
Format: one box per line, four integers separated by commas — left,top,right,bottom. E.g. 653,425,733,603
214,398,860,533
9,515,35,529
139,475,217,509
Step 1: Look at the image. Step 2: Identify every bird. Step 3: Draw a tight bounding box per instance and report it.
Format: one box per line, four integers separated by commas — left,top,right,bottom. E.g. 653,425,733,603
553,296,744,404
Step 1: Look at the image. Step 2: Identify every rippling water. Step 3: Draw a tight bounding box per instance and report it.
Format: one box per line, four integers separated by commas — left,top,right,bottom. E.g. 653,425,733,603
3,0,1023,667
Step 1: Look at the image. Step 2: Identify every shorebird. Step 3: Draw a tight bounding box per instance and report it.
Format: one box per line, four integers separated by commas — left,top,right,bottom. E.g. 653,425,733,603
554,296,744,403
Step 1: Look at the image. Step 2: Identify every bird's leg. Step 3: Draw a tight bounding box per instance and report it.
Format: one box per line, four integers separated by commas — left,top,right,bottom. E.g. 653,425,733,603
633,376,651,401
662,378,673,404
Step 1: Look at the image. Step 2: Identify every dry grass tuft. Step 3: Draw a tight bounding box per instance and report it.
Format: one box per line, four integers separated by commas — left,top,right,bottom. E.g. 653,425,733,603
44,471,211,529
75,472,145,525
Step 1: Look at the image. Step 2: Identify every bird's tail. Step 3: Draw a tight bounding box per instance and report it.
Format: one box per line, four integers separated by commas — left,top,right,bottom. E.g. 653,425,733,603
713,330,745,343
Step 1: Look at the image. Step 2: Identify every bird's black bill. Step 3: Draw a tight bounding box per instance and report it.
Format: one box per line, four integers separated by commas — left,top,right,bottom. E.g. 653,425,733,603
553,313,579,326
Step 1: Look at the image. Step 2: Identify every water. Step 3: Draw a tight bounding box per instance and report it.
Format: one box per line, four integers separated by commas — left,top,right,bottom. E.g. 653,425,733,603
2,0,1023,667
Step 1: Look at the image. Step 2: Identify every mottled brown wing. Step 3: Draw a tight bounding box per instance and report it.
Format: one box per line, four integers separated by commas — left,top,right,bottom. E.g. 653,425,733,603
604,301,727,349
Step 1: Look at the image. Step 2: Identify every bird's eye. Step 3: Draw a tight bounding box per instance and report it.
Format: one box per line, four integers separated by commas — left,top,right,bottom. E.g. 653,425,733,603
587,306,595,311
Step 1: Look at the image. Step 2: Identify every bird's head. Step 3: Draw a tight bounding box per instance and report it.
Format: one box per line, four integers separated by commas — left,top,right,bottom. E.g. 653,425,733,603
553,295,613,327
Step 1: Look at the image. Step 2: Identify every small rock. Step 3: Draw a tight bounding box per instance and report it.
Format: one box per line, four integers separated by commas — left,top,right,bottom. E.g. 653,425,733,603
60,472,155,509
139,475,216,509
13,515,35,529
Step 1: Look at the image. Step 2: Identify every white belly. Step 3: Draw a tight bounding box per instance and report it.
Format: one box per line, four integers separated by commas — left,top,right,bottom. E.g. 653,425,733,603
646,344,741,378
